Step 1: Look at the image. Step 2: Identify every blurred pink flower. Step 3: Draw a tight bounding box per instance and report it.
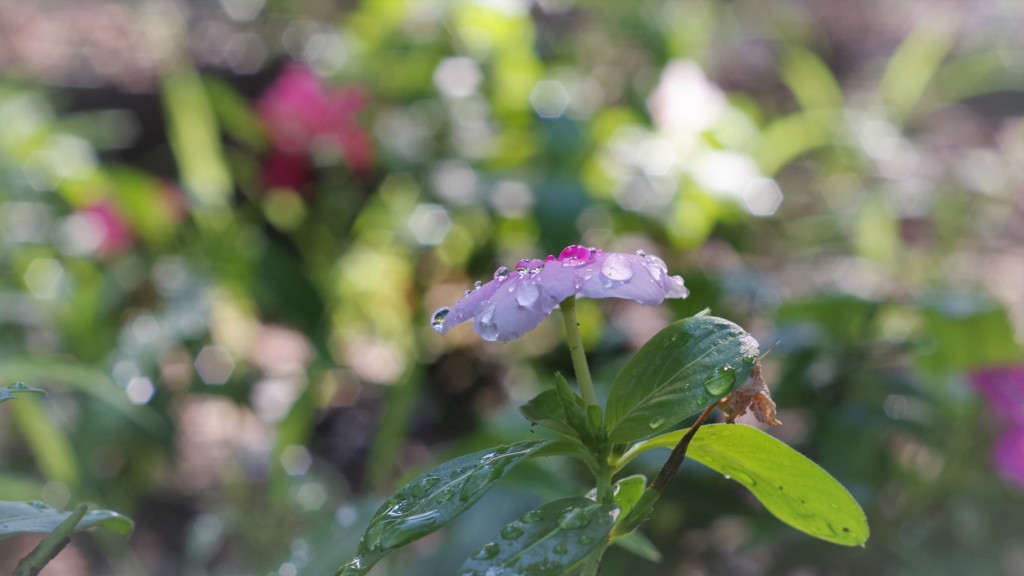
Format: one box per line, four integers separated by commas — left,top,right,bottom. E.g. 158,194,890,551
993,426,1024,488
432,245,688,341
968,366,1024,425
82,200,133,256
256,64,374,174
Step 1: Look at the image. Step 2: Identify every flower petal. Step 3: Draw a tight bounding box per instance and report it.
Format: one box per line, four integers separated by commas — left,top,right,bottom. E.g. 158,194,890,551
577,252,688,305
432,246,689,341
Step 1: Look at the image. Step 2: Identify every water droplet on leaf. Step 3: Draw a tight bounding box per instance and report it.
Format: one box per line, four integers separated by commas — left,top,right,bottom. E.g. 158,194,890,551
519,510,543,523
472,542,501,560
576,534,595,545
557,508,590,530
500,525,524,539
647,417,667,430
459,465,498,501
553,543,568,554
411,476,440,497
703,366,735,396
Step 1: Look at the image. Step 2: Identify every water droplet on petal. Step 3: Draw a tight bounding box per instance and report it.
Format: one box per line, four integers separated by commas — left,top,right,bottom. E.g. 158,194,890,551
557,508,590,530
643,256,665,281
473,280,483,290
476,303,499,341
472,542,501,560
703,366,735,396
635,249,646,257
431,308,450,332
558,244,598,267
501,525,524,539
494,266,510,280
600,253,634,287
515,281,540,307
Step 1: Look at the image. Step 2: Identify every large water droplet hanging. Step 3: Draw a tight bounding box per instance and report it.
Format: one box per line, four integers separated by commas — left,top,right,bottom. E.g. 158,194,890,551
431,308,450,332
703,366,735,396
556,508,590,530
600,253,634,287
476,303,499,341
515,281,540,307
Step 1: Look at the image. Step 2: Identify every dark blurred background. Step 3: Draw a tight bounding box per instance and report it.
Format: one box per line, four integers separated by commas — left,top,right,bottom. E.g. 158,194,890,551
1,0,1023,574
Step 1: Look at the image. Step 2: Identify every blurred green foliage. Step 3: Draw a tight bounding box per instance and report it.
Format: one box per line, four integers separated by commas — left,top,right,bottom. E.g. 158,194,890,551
1,0,1024,574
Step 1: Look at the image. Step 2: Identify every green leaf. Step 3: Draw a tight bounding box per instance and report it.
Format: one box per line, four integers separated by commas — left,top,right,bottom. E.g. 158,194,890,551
337,441,549,576
458,497,617,576
605,315,760,443
13,504,87,576
519,374,589,440
0,382,46,404
613,531,662,562
9,395,79,488
624,424,869,546
608,474,645,518
917,293,1024,375
0,501,134,539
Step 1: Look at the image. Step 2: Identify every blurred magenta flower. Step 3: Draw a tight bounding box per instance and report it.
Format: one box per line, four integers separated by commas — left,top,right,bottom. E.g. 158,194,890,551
432,245,689,341
969,366,1024,488
993,426,1024,488
256,64,374,174
81,200,133,256
968,366,1024,425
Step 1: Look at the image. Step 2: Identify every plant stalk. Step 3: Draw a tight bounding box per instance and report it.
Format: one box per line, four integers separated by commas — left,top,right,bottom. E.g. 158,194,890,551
559,297,598,409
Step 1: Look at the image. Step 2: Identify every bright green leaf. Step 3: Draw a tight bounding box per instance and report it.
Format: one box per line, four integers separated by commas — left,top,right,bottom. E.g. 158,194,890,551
605,315,760,443
458,496,617,576
0,501,134,539
624,424,869,546
337,441,549,576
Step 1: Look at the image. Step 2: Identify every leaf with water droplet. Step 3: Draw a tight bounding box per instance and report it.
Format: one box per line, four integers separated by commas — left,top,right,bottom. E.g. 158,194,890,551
0,382,46,404
606,315,760,443
620,424,869,546
0,501,133,539
459,497,616,576
336,440,548,576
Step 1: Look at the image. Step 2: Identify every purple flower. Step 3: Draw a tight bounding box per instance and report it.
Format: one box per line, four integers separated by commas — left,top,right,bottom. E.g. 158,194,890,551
431,245,689,341
968,366,1024,425
993,425,1024,488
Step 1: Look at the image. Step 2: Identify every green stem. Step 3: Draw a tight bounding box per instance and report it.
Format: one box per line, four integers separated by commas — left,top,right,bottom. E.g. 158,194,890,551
559,297,597,409
581,544,606,576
